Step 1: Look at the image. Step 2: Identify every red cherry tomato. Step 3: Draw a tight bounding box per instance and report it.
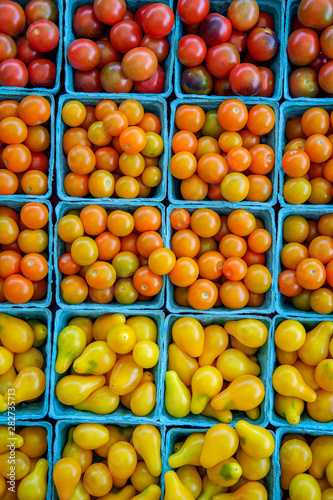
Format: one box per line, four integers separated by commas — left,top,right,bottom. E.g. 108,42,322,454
26,19,59,52
229,63,263,96
142,3,174,38
205,43,240,79
73,4,104,40
0,0,26,37
74,68,102,93
177,0,210,25
110,20,143,54
199,14,232,46
134,65,166,94
178,35,207,67
28,58,56,88
0,59,28,87
67,39,101,71
93,0,127,26
16,36,43,65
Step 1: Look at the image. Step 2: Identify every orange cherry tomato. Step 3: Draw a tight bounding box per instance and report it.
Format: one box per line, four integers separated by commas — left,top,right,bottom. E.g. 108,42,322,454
107,211,134,237
18,95,51,126
169,256,199,287
133,266,163,296
86,261,116,289
187,279,218,310
133,206,161,232
0,117,27,144
175,105,205,133
58,253,81,275
219,234,247,258
247,104,275,136
68,145,96,175
80,205,108,236
227,146,252,172
217,99,248,131
170,208,191,231
60,275,89,304
171,130,197,154
219,280,249,309
249,144,275,174
227,209,256,237
190,208,221,238
119,127,147,154
197,251,225,280
223,257,247,281
136,231,163,258
296,258,326,289
3,274,34,303
0,169,18,194
0,251,22,278
20,253,48,281
24,125,50,152
64,173,90,198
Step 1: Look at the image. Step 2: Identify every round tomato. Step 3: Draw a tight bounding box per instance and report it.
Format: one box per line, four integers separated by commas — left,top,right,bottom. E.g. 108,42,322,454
72,5,104,40
287,28,319,66
178,35,207,67
110,20,142,54
93,0,127,25
229,63,263,96
199,14,232,46
0,59,29,87
0,0,25,37
141,3,174,38
67,39,101,71
177,0,209,25
28,58,56,88
26,19,59,52
205,43,240,79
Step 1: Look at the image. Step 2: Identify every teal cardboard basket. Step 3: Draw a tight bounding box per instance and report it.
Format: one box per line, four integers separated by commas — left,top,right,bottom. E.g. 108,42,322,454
49,308,165,422
168,98,279,207
166,203,277,315
165,427,276,499
276,206,333,318
0,0,63,95
160,313,272,427
53,420,166,499
56,94,167,202
54,201,165,310
64,0,174,97
0,92,55,202
0,200,53,308
284,0,333,102
174,0,285,101
274,426,333,499
268,315,333,430
279,101,333,207
0,308,51,421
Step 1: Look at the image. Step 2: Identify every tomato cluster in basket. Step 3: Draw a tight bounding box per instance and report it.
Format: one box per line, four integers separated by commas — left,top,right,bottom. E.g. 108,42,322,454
0,0,60,89
68,0,174,93
177,0,278,96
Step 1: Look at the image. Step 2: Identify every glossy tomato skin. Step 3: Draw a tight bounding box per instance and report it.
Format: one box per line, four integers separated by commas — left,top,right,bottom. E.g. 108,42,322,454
178,35,207,67
122,47,157,81
141,35,169,63
257,67,274,97
134,65,166,94
289,67,319,98
247,27,278,61
320,26,333,59
28,58,56,88
110,20,143,53
134,4,151,29
0,33,17,62
74,68,103,93
310,51,329,72
67,39,101,71
199,14,232,46
25,0,58,24
177,0,210,25
0,59,28,87
254,11,274,29
287,28,320,66
73,5,105,40
297,0,333,30
26,19,60,52
229,63,263,96
205,43,240,79
214,78,234,96
93,0,127,25
96,40,121,69
228,29,247,54
142,3,175,38
181,65,213,95
16,37,42,65
319,61,333,94
100,62,133,93
0,0,25,37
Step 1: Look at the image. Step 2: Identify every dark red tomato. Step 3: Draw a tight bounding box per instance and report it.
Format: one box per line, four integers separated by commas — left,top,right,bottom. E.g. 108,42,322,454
184,23,200,35
289,67,319,98
320,26,333,59
100,61,133,93
228,29,247,54
134,64,166,93
141,35,169,62
214,78,234,96
134,4,152,29
0,33,17,62
28,58,56,87
27,20,60,52
291,15,303,31
74,68,102,92
25,0,58,24
0,59,28,87
199,14,232,46
247,27,278,62
16,37,43,65
254,11,274,29
181,65,213,95
287,28,320,66
297,0,333,30
257,66,275,96
205,43,240,79
310,51,329,72
318,60,333,94
229,63,263,96
142,3,174,38
93,0,127,25
67,39,101,71
28,152,49,172
178,35,207,67
177,0,210,25
96,40,121,69
0,0,25,37
72,5,105,40
110,20,143,53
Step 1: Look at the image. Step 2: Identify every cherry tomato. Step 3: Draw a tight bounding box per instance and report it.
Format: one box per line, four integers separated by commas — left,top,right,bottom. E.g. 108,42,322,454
141,35,169,63
228,0,259,31
122,47,157,82
73,5,104,40
229,63,263,96
178,35,207,67
67,39,101,71
177,0,209,25
141,3,174,38
287,28,320,66
93,0,127,26
74,68,102,93
3,274,34,304
0,59,29,87
96,40,121,70
100,62,133,94
205,43,240,79
26,19,59,52
110,20,142,54
28,58,56,88
0,0,25,37
0,33,17,61
25,0,58,24
247,27,278,62
134,65,166,94
199,14,232,46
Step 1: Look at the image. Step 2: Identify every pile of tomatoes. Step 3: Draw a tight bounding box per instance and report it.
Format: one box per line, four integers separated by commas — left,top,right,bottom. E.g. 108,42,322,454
0,0,59,89
170,99,275,203
177,0,279,96
169,207,272,311
67,0,174,94
273,318,333,425
55,313,159,417
287,0,333,98
282,106,333,205
279,213,333,315
61,98,163,200
0,95,51,196
57,204,171,305
0,202,50,304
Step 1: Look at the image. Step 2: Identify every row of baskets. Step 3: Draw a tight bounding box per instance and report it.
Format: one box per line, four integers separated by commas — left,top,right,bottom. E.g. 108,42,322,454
2,92,333,207
2,0,332,103
2,307,330,431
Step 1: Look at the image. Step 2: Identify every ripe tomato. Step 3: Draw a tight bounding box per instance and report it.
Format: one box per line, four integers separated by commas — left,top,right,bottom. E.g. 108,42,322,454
72,5,104,40
217,99,248,131
229,63,263,96
141,3,174,38
228,0,259,31
289,67,319,98
93,0,127,25
133,266,162,296
110,20,142,54
26,20,59,52
20,202,48,230
0,0,25,37
25,0,59,24
297,0,333,30
96,40,121,70
223,257,247,281
16,36,43,65
74,68,102,93
175,105,205,133
287,29,320,66
21,253,48,281
58,253,81,275
60,275,88,304
296,258,326,290
205,43,240,80
141,35,169,63
0,33,17,61
318,61,333,94
278,269,302,297
187,279,218,310
170,208,190,231
133,206,161,232
67,39,101,71
257,67,275,97
199,14,232,46
247,27,278,62
0,250,22,278
18,95,51,126
177,0,209,25
134,64,166,94
227,209,256,237
219,280,249,309
3,274,34,303
191,208,221,238
178,35,207,67
122,47,157,81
